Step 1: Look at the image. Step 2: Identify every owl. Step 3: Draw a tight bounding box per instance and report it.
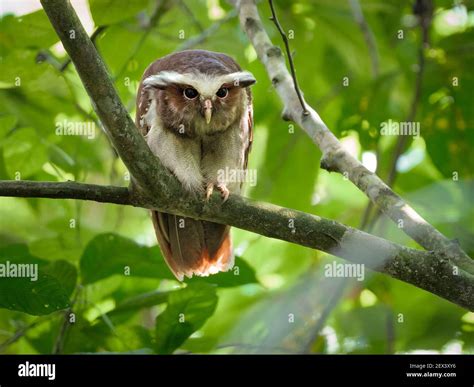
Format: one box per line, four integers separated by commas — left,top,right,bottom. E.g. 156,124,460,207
136,50,256,281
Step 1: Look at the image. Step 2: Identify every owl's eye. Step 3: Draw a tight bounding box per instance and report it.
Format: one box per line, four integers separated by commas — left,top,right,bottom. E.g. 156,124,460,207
183,88,198,99
216,87,228,98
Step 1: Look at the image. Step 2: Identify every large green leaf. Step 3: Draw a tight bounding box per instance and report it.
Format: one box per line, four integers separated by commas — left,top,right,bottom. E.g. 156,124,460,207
44,260,78,298
0,271,67,314
249,123,320,212
0,127,48,178
154,283,218,354
80,233,170,284
0,245,75,315
0,11,59,52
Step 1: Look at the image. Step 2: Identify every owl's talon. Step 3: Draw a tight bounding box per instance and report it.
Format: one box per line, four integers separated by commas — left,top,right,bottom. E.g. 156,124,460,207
205,183,214,201
217,183,230,202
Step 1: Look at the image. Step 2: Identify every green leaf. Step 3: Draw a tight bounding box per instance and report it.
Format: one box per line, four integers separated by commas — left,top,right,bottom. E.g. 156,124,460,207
103,325,154,353
249,123,320,212
0,245,71,316
0,127,48,178
154,283,218,353
89,0,150,26
43,260,78,298
80,233,171,284
0,11,59,52
108,289,171,317
62,318,112,354
0,88,57,136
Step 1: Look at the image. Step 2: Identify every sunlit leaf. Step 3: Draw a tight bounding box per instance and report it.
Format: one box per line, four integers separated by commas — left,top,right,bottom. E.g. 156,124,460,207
154,283,218,354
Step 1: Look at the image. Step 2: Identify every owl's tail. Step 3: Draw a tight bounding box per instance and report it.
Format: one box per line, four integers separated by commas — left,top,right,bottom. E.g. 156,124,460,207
151,211,234,281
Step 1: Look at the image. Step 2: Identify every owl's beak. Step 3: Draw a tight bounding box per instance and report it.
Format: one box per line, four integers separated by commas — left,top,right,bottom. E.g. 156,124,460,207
203,99,212,124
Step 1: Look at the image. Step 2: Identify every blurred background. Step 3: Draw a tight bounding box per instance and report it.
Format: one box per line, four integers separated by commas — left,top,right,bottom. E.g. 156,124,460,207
0,0,473,354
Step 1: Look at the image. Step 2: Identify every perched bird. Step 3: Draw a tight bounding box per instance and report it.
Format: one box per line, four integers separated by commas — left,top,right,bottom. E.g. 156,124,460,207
136,50,256,281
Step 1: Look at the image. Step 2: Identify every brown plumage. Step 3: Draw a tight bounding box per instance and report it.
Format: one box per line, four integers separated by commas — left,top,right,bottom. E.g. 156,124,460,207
135,50,255,280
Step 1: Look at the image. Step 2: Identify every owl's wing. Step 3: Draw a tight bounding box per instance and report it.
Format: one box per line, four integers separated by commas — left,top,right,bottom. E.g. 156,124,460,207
136,85,152,136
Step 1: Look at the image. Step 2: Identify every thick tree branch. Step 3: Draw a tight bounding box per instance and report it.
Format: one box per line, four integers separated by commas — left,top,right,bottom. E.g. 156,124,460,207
234,0,473,269
1,179,473,310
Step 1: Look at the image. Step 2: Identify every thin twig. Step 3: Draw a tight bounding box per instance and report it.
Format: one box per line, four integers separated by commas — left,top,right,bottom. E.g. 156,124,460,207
0,322,41,352
268,0,308,116
175,9,238,52
0,313,61,353
52,288,81,354
114,0,174,81
348,0,379,79
177,0,204,32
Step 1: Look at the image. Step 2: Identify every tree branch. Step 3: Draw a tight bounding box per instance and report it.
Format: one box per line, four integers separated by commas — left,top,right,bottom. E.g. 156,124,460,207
348,0,379,79
268,0,308,115
234,0,473,270
0,180,132,205
175,9,238,52
1,179,473,310
115,0,175,81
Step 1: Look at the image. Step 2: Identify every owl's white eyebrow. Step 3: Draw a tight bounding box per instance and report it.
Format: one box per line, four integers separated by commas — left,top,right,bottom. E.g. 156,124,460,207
143,71,190,88
143,71,255,96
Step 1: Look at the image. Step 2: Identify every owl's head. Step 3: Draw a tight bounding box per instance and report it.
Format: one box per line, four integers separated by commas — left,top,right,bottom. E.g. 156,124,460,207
143,68,256,136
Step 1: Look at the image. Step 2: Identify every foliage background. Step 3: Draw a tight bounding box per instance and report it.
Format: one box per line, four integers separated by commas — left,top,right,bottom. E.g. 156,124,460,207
0,0,473,354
